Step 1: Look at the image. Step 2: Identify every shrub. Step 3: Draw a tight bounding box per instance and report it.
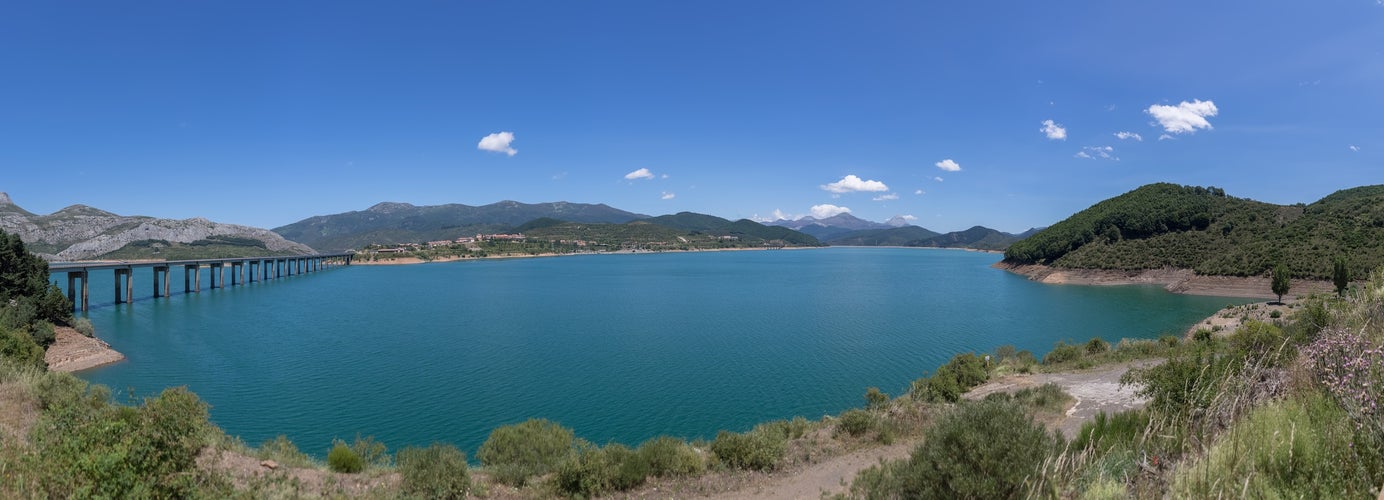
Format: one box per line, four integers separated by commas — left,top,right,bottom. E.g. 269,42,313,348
27,385,214,498
257,435,312,468
1010,383,1072,414
350,434,390,469
1044,341,1083,365
1159,335,1180,348
0,326,45,369
637,436,704,477
1112,338,1163,359
1193,328,1214,343
327,440,364,473
711,428,785,471
1085,337,1110,355
555,442,649,497
29,320,55,348
912,353,991,403
1269,310,1282,319
836,409,876,437
848,400,1057,498
864,387,889,410
476,418,575,486
73,318,95,337
397,443,470,499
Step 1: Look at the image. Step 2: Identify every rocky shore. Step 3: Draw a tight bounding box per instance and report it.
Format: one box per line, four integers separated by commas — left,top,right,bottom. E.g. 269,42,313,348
44,326,125,373
994,262,1336,299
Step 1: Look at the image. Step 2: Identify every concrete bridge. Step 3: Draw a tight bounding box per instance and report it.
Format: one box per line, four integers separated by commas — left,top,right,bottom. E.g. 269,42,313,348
49,253,354,311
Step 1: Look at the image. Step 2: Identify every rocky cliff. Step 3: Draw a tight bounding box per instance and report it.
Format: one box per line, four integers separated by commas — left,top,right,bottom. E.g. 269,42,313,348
0,192,315,261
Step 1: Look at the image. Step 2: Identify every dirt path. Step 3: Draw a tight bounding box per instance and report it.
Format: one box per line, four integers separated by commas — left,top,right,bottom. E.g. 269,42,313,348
964,360,1158,438
693,439,919,500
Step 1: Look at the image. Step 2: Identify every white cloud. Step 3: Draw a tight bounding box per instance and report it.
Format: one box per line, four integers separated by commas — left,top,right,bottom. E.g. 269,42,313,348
897,215,918,221
477,131,518,156
810,204,852,218
660,192,675,200
1075,146,1118,160
935,159,962,172
624,168,655,180
1349,145,1361,152
821,174,889,193
933,176,944,182
661,174,670,179
872,193,899,201
1158,134,1175,141
914,189,925,195
1146,99,1218,134
1115,131,1143,141
1040,120,1067,140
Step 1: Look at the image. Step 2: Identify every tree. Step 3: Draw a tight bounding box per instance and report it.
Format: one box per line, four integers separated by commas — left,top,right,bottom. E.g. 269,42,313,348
1333,257,1350,297
1271,263,1291,304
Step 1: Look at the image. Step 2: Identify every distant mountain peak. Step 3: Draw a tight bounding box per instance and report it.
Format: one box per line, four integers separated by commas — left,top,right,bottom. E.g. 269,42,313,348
0,192,12,205
53,204,116,217
366,202,417,213
885,215,916,227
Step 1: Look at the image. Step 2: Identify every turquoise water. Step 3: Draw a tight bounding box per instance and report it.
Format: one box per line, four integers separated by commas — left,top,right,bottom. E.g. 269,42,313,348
72,248,1246,457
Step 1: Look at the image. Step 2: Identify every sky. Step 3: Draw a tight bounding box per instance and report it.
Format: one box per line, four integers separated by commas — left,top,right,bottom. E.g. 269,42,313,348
2,1,1381,233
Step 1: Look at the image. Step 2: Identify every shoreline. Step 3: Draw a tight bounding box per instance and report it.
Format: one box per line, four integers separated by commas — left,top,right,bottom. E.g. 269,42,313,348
993,261,1336,299
45,326,125,373
351,245,824,266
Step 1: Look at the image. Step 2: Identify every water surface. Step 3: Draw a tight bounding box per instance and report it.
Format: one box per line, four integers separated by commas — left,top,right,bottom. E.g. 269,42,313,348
74,248,1247,455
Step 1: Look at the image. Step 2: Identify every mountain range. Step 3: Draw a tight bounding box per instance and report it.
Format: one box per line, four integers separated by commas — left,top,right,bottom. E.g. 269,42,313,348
0,192,313,261
765,213,1040,251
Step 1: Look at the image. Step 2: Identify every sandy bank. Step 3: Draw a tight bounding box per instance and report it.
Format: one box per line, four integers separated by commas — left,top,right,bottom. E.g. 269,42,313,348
994,262,1336,299
45,326,125,372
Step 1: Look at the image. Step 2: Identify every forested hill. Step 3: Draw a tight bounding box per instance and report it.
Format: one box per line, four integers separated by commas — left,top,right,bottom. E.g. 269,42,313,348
1002,183,1384,279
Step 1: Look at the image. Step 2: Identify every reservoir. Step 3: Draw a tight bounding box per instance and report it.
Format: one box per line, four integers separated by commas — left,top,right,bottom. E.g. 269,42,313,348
74,248,1246,456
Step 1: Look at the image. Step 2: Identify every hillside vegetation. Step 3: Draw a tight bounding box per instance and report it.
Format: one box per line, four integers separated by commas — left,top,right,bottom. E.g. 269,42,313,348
1003,183,1384,279
273,200,648,252
828,225,1025,251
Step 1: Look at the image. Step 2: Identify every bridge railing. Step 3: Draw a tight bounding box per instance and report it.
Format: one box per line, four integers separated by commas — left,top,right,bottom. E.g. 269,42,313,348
50,253,354,311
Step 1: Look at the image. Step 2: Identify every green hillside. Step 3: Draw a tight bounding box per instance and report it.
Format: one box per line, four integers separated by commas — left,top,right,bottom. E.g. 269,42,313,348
1003,183,1384,279
825,225,1023,251
523,216,821,249
273,201,648,252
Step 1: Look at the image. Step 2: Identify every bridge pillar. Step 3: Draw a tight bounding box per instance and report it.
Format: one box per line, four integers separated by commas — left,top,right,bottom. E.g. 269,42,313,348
153,266,168,297
230,262,240,286
210,263,223,289
114,268,133,304
67,271,88,312
185,264,201,293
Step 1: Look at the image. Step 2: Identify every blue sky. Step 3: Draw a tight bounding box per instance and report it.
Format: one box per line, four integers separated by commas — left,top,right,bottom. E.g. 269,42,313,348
2,1,1381,232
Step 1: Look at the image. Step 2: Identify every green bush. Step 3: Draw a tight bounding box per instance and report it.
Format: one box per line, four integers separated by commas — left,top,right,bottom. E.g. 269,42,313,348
848,399,1057,498
0,325,45,369
836,409,876,437
912,353,991,403
711,427,785,471
1085,337,1110,355
29,320,55,348
327,441,364,473
1159,335,1180,348
637,436,704,477
1010,383,1072,414
1193,328,1214,343
476,418,575,486
1044,341,1084,364
257,435,313,468
26,384,214,498
397,443,470,499
349,434,389,469
864,387,889,410
73,317,95,337
555,442,649,497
